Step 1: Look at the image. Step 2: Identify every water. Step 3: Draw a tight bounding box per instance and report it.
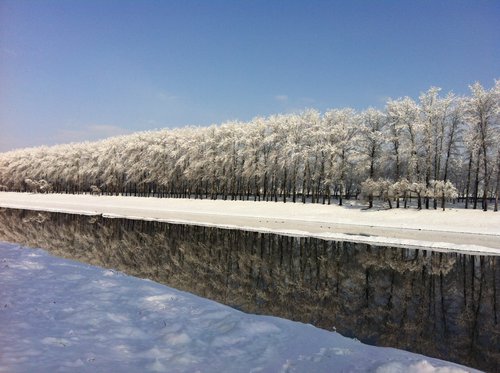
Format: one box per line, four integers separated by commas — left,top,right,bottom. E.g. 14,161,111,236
0,208,498,371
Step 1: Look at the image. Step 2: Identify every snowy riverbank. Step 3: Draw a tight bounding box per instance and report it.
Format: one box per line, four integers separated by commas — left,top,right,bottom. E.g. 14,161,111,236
0,192,499,254
0,242,480,372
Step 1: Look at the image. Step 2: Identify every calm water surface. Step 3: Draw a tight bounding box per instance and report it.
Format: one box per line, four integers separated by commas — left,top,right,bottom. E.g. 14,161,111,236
0,208,498,372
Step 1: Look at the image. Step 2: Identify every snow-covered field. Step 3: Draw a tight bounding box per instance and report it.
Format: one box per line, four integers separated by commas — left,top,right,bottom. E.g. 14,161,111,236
0,242,481,372
0,192,499,254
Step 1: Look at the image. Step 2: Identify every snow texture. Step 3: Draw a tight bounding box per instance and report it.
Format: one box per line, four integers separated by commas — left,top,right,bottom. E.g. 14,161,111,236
0,242,480,372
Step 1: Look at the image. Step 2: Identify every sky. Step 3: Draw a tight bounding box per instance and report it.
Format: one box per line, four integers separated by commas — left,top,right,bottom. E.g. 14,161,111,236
0,0,499,152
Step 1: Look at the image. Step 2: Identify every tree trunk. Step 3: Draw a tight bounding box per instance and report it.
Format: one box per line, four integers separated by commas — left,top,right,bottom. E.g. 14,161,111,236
282,168,287,203
465,151,473,209
482,143,489,212
473,148,481,209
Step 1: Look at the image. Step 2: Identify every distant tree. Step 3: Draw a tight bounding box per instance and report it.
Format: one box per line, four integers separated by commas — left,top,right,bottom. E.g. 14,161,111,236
419,88,455,208
359,108,386,208
493,146,500,212
428,180,458,211
392,178,410,208
38,179,53,193
90,185,102,196
324,108,359,206
242,117,268,201
463,81,500,211
386,97,421,207
24,179,39,193
360,178,378,208
409,182,427,210
440,98,464,209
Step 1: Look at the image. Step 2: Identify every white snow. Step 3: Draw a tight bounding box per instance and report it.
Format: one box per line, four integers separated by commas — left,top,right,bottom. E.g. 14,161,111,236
0,192,499,254
0,242,479,373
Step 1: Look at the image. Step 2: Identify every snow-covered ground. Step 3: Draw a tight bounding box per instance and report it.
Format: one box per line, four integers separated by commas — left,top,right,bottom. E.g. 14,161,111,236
0,192,499,254
0,242,480,372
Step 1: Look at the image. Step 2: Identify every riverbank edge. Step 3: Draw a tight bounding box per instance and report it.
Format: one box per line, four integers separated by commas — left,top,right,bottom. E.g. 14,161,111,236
1,192,499,255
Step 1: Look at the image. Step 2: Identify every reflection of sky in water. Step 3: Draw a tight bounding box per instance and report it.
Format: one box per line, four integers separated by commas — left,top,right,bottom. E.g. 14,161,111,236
0,207,498,372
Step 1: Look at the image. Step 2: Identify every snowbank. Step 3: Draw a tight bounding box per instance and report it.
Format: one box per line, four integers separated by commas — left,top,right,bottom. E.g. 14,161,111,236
0,242,479,372
0,192,499,254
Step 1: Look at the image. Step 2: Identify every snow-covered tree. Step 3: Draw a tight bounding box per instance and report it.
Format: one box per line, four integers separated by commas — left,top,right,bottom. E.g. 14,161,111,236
428,180,458,211
419,88,455,208
386,97,421,207
463,81,500,211
359,108,386,207
324,108,359,206
0,79,497,212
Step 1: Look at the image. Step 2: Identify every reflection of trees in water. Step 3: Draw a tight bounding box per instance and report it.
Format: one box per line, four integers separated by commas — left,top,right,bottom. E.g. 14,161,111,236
0,208,498,372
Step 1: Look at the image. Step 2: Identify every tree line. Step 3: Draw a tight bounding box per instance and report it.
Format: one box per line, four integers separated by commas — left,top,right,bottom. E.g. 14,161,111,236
0,81,498,210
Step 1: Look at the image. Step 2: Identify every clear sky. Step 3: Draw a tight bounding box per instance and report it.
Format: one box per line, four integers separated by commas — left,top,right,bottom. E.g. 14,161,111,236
1,0,498,152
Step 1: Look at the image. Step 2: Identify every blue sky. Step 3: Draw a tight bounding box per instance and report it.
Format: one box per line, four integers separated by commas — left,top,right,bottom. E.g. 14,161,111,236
1,0,498,151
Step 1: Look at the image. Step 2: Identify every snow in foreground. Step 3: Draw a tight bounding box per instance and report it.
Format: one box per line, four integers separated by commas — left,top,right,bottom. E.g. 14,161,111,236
0,242,479,373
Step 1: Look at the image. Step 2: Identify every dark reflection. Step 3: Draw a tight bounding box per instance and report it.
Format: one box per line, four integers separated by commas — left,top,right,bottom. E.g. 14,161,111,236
0,208,498,372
